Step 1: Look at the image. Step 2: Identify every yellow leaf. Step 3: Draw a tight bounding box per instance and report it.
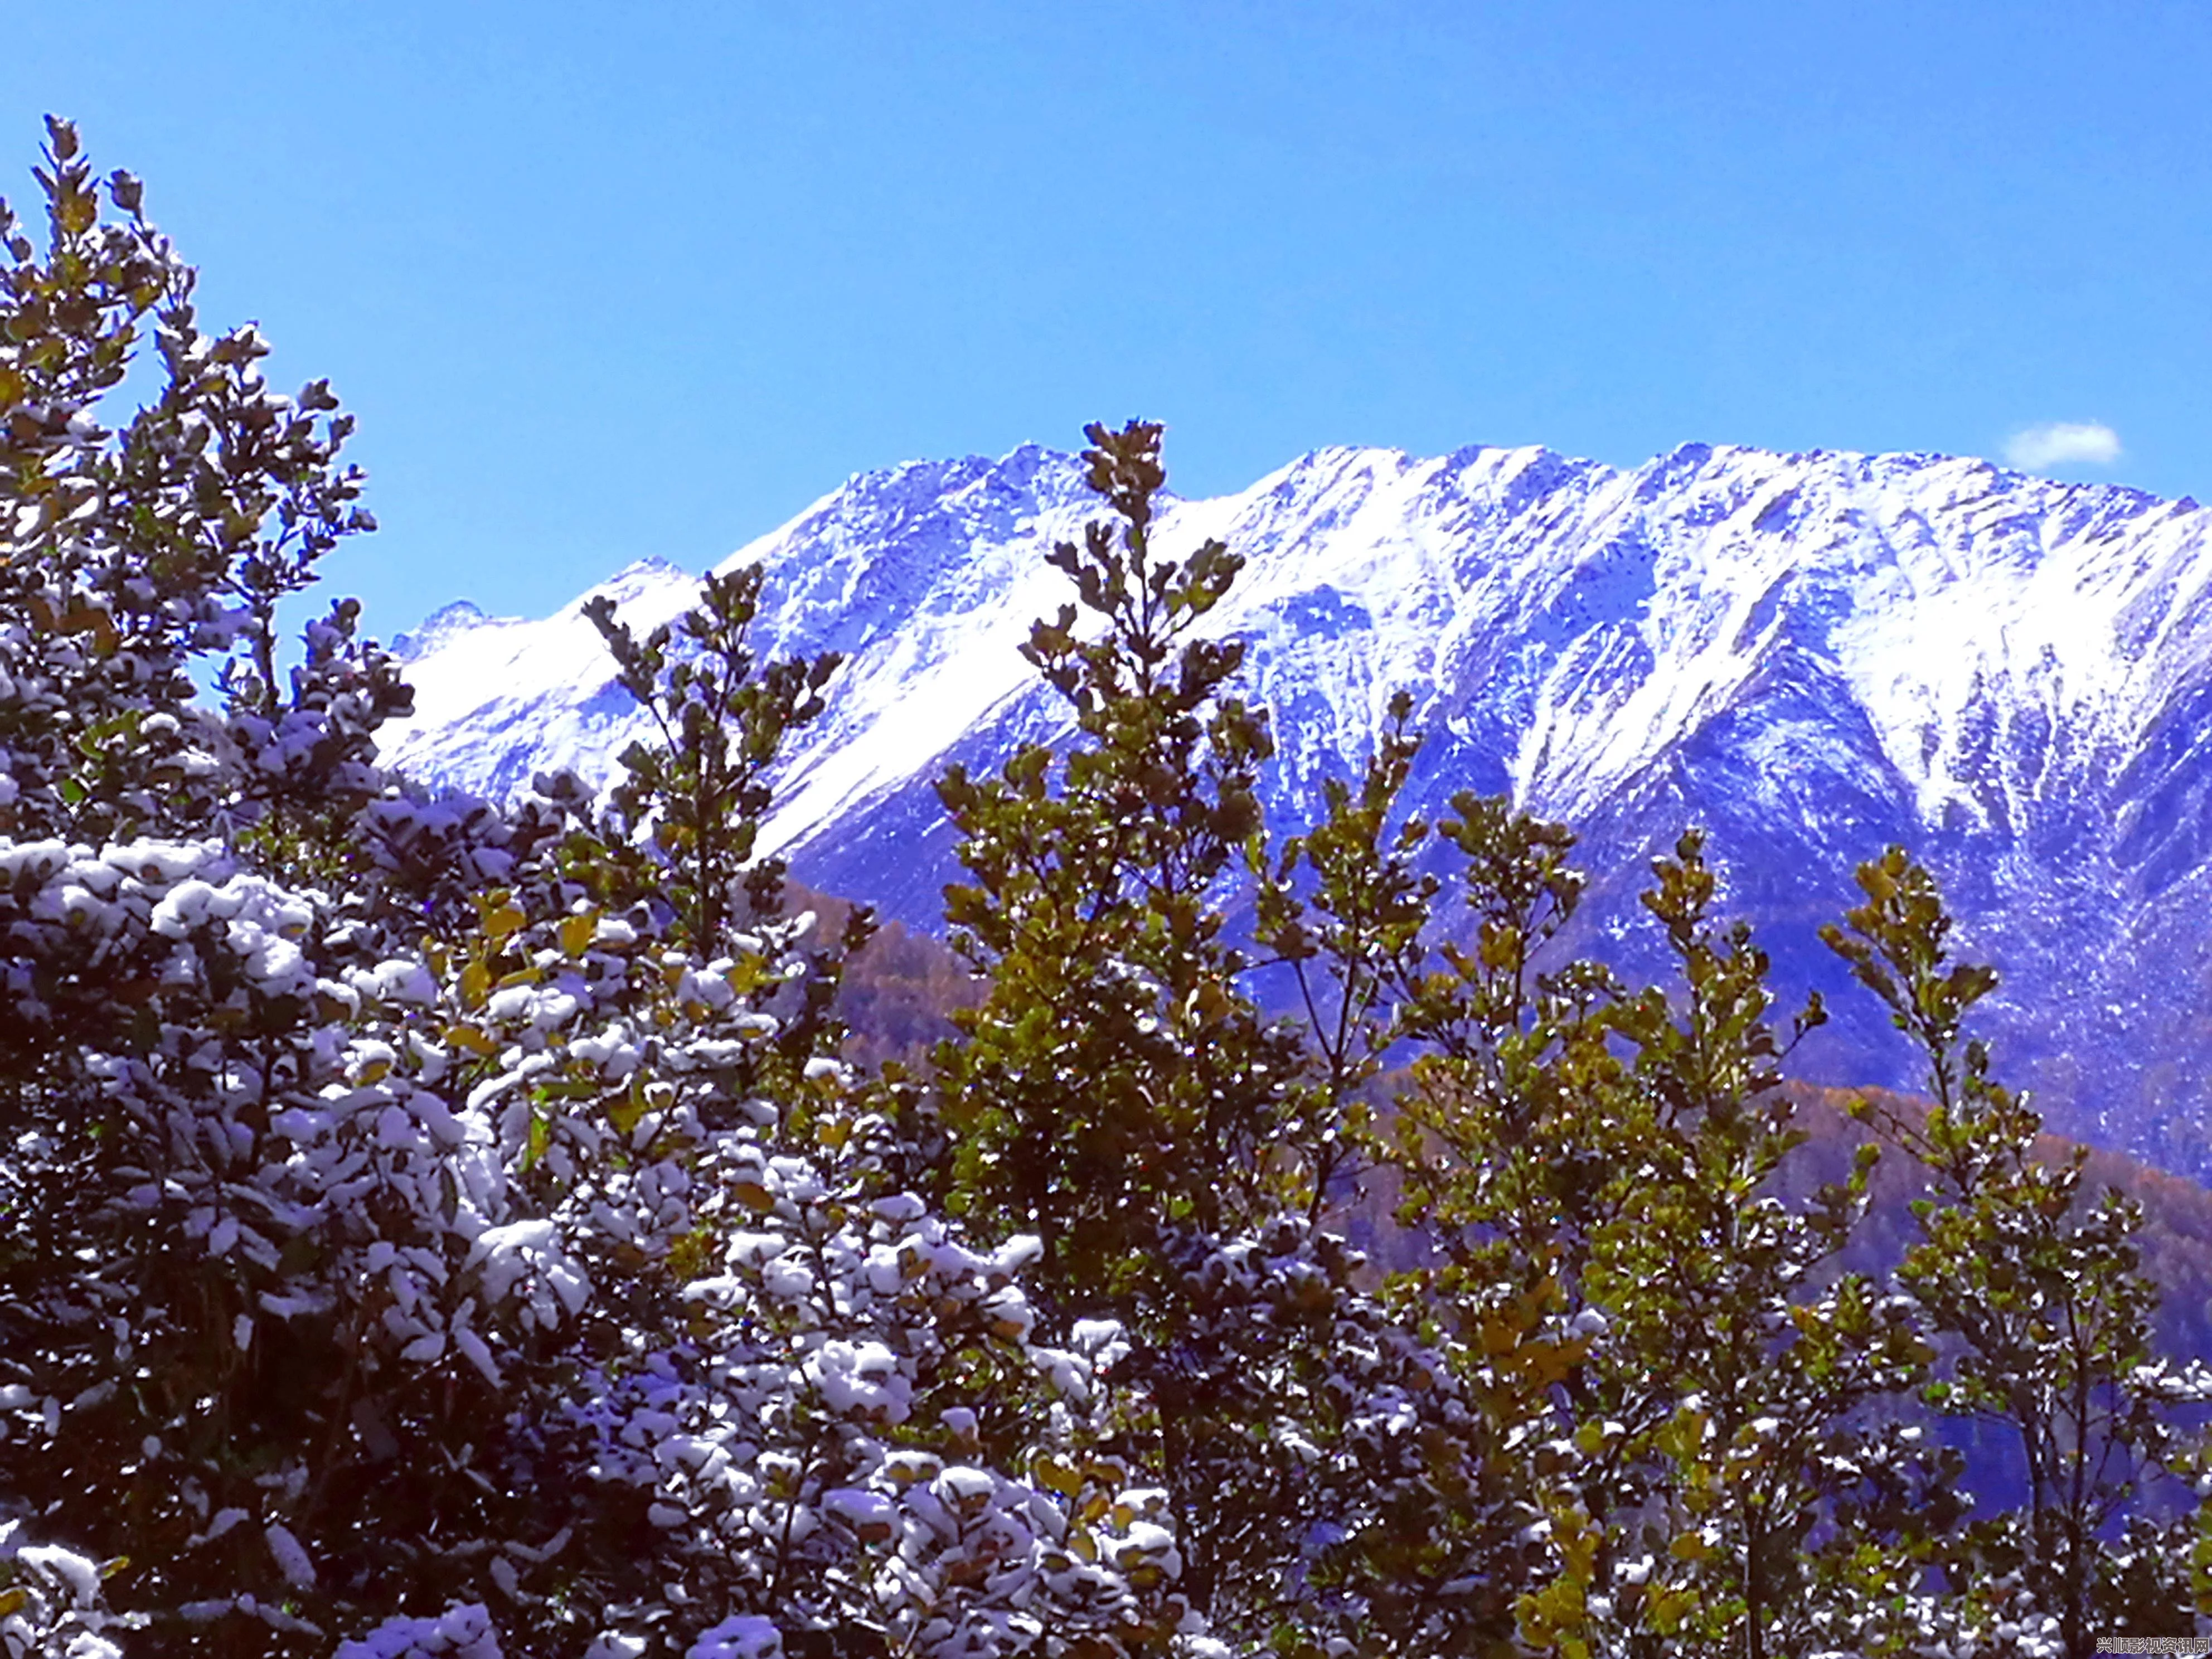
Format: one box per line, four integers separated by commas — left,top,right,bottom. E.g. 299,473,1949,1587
733,1180,774,1213
447,1022,497,1056
1648,1584,1695,1636
886,1453,940,1486
0,1588,25,1616
1522,1336,1588,1390
1033,1456,1083,1497
484,904,526,940
609,1079,646,1136
460,962,489,1011
559,911,596,958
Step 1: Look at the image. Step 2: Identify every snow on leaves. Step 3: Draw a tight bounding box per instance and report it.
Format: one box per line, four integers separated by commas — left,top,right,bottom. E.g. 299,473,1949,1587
0,798,1177,1654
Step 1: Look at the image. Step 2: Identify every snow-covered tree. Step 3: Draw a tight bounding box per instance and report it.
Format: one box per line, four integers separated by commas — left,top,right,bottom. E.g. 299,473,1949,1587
1824,849,2212,1656
0,122,1162,1659
928,423,1540,1655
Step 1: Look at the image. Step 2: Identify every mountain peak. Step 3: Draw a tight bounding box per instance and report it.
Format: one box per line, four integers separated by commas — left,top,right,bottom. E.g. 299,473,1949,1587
564,556,694,615
391,599,502,662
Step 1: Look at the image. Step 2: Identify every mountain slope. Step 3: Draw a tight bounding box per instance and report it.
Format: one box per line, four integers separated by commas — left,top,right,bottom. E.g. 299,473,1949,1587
379,439,2212,1181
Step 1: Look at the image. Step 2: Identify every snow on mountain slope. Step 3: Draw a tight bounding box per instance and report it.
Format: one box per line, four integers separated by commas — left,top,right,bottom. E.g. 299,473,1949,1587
377,438,2212,1181
383,449,1098,817
387,558,704,800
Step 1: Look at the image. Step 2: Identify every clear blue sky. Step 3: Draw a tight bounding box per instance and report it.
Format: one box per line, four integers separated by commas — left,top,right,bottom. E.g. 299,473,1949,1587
8,2,2211,641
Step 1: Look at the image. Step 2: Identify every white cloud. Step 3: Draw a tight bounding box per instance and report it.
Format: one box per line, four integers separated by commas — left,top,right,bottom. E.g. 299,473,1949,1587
2004,421,2122,470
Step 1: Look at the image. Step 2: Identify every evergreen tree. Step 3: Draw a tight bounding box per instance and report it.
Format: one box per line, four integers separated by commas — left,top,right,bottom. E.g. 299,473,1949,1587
1825,848,2212,1655
933,421,1309,1282
0,117,384,852
0,123,1160,1659
931,423,1516,1652
1381,812,1959,1657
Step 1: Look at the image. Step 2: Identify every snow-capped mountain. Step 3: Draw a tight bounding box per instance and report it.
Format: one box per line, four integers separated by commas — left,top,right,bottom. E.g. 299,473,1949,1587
379,439,2212,1182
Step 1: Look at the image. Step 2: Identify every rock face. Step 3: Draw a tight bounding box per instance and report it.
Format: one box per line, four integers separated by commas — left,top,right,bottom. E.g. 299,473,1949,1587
378,438,2212,1181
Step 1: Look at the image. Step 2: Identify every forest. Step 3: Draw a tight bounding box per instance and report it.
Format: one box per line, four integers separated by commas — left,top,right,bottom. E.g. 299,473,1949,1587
6,119,2212,1659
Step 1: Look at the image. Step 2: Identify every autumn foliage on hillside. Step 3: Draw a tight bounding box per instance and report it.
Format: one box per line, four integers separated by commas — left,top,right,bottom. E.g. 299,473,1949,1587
6,122,2212,1659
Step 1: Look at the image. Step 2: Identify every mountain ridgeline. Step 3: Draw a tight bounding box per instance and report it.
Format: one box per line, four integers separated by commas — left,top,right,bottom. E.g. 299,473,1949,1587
384,438,2212,1184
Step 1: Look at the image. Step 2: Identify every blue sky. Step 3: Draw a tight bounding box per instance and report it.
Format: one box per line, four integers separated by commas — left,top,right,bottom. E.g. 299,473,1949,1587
8,3,2212,641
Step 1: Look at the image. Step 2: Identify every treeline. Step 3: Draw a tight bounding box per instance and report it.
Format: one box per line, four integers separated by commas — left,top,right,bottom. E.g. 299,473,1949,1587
4,122,2212,1659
